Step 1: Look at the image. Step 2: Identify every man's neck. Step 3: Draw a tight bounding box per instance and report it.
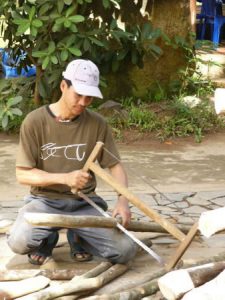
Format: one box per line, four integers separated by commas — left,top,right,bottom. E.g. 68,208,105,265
49,101,75,121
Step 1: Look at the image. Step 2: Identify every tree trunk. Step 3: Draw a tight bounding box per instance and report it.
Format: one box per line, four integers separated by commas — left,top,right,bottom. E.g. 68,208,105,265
33,66,42,105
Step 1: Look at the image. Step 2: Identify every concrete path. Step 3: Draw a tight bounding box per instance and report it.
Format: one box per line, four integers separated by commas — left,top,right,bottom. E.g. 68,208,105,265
1,132,225,298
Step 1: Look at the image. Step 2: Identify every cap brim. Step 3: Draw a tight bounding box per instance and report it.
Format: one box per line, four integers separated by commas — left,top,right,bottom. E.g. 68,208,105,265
72,82,103,99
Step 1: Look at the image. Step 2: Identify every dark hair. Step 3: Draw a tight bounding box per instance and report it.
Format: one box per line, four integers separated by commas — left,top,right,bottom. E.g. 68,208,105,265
63,78,72,87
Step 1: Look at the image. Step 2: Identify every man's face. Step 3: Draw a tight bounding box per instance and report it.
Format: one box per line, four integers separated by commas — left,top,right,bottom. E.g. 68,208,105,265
61,80,93,116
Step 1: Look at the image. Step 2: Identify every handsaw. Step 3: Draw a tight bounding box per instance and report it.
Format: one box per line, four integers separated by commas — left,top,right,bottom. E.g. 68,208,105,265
71,141,165,265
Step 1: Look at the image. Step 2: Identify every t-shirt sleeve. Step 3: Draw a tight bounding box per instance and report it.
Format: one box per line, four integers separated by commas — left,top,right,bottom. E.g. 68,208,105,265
97,121,121,169
16,115,39,168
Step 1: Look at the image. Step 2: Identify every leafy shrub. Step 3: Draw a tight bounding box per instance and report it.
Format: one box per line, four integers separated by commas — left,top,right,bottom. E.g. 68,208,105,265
0,77,35,131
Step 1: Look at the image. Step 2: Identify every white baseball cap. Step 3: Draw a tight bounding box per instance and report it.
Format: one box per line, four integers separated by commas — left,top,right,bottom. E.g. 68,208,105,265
62,59,103,99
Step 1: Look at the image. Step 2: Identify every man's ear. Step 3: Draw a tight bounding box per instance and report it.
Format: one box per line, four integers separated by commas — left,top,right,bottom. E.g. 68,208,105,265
60,79,67,92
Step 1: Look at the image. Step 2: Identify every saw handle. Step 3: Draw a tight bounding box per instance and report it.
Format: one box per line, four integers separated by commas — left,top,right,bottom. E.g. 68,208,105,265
71,141,104,194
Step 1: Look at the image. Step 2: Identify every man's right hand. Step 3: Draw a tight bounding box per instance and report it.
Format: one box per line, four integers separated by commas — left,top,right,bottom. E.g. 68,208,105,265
65,170,91,190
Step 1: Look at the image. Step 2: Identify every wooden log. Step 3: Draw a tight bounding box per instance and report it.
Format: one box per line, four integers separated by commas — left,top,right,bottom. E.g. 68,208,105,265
0,266,104,281
0,276,50,299
24,213,192,234
81,279,159,300
166,222,199,271
182,269,225,300
88,162,185,242
17,263,127,300
158,261,225,300
177,251,225,269
198,206,225,238
0,269,40,281
0,219,13,233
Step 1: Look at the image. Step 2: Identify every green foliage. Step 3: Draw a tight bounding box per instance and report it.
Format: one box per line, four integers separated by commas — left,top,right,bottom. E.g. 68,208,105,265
0,95,23,129
167,36,216,99
156,99,223,142
0,77,35,131
105,97,225,143
0,0,162,102
125,105,160,131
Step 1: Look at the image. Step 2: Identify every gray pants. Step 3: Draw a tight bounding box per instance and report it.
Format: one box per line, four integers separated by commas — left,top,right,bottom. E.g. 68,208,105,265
7,195,137,264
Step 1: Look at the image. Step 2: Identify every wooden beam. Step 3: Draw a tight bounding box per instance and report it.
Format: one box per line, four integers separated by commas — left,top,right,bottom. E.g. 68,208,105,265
166,222,199,271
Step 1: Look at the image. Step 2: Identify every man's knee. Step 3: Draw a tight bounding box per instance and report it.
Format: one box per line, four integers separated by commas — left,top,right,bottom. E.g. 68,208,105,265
109,238,138,264
7,234,31,255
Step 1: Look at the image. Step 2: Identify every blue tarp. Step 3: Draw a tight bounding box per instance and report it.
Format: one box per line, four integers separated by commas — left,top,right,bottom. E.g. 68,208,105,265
0,49,36,78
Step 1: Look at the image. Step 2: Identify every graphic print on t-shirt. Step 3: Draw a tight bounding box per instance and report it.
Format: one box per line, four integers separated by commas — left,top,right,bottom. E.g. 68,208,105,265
40,143,86,161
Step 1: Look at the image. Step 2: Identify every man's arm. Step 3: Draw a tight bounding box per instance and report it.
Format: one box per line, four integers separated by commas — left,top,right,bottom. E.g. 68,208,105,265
16,167,90,190
109,162,131,227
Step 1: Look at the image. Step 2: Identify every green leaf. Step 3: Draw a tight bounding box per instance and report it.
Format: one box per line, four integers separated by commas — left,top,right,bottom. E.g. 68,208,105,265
0,80,10,93
39,3,51,15
83,39,90,51
110,19,117,30
8,96,23,107
48,41,56,53
32,19,43,28
32,50,48,58
55,17,66,25
29,6,36,22
64,19,71,28
70,24,78,32
50,55,58,64
10,108,23,116
89,37,104,47
13,18,28,25
148,44,162,55
141,23,151,39
2,114,8,129
61,49,68,61
57,0,64,13
16,23,30,35
65,5,76,17
31,26,38,36
42,56,50,69
68,15,85,23
52,23,62,32
117,49,128,60
27,0,36,4
64,0,73,4
68,47,82,56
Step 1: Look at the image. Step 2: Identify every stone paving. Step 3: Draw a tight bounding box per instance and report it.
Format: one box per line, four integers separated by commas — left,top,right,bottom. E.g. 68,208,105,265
1,133,225,298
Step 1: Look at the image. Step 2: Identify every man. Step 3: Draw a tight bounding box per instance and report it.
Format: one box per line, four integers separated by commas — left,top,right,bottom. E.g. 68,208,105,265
8,59,137,265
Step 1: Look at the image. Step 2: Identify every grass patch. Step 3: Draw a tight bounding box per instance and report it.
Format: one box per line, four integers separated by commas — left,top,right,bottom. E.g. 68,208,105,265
106,98,225,143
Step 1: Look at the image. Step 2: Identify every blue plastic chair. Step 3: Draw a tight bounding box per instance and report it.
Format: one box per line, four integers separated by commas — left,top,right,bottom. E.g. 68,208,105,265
200,0,225,47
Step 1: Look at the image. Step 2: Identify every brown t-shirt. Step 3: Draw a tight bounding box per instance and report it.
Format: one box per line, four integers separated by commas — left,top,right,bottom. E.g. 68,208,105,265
16,105,120,199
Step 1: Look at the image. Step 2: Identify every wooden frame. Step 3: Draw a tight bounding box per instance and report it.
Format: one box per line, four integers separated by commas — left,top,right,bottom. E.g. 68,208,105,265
81,142,198,271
